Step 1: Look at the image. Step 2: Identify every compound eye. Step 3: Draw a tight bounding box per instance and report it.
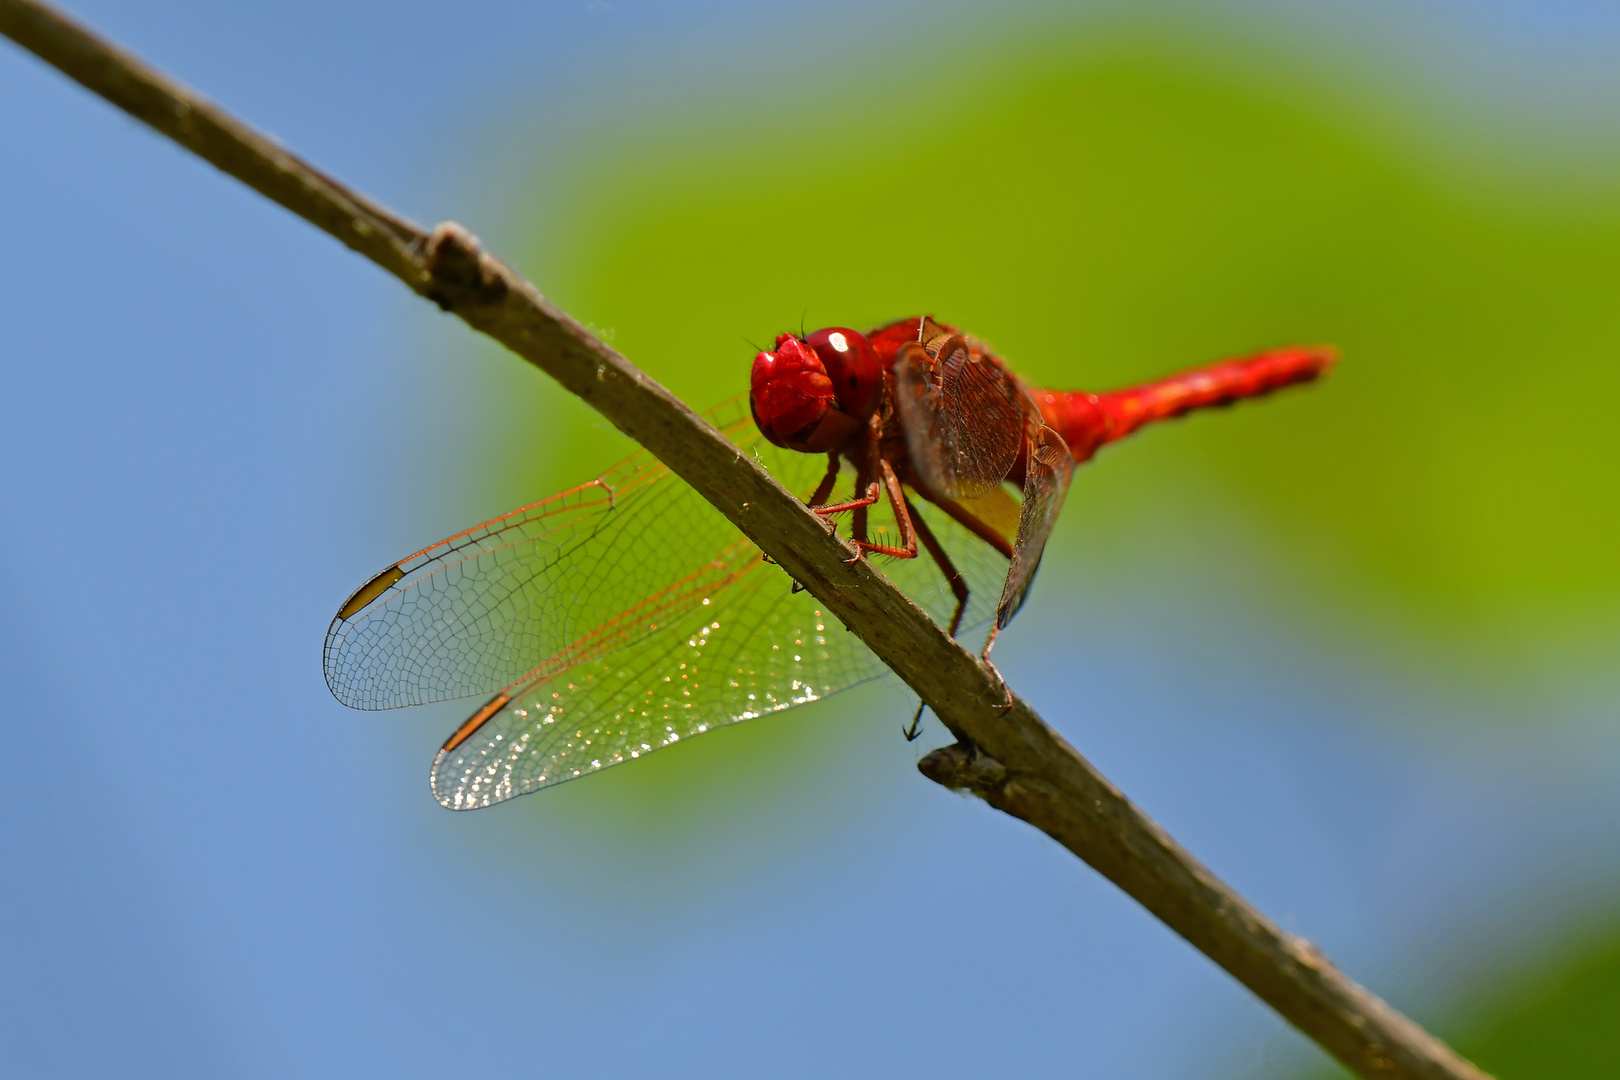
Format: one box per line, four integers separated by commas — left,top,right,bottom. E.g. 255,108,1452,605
804,327,881,419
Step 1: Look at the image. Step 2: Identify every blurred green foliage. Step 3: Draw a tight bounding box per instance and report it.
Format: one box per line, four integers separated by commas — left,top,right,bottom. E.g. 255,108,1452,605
1312,922,1620,1079
1460,925,1620,1078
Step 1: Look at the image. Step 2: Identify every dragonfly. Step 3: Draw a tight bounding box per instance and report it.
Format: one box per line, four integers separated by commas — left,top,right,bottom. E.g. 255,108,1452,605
325,316,1334,809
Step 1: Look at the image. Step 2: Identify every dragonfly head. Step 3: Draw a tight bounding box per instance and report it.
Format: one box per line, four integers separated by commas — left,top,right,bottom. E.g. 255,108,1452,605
750,328,882,453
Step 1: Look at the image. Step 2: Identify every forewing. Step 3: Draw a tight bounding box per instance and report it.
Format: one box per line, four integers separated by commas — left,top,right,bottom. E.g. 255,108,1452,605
894,338,1023,500
324,403,766,710
996,424,1073,628
428,492,1009,809
327,393,1013,809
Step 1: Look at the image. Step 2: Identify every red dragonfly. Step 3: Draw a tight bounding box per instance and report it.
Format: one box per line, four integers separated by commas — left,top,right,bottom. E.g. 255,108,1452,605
326,316,1333,809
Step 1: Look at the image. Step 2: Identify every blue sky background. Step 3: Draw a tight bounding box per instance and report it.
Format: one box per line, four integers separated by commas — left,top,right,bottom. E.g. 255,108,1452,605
3,2,1619,1077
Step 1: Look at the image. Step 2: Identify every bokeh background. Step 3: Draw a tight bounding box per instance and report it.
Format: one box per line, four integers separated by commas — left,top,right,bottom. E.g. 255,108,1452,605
3,1,1618,1077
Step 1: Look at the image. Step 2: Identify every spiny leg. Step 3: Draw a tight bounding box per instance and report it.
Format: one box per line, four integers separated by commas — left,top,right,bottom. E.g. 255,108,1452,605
807,445,883,563
813,476,881,564
812,447,880,521
850,417,883,548
852,457,872,549
814,454,929,735
813,483,882,517
847,418,884,552
846,459,918,559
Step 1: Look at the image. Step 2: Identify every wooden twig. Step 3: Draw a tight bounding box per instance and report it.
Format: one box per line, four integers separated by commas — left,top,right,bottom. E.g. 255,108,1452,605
0,3,1489,1077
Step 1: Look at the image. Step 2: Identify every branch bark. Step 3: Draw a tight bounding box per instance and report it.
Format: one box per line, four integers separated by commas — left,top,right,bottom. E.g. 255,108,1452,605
0,3,1489,1078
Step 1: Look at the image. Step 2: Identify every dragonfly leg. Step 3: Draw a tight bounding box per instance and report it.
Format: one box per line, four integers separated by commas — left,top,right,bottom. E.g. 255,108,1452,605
811,471,882,562
852,422,880,546
980,625,1015,714
852,466,870,546
812,482,882,517
761,554,810,596
903,701,927,741
813,478,882,563
806,452,841,508
905,494,969,637
846,459,919,559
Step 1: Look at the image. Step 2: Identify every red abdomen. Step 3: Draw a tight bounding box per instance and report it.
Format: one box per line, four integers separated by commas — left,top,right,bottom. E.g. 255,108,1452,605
1032,346,1338,462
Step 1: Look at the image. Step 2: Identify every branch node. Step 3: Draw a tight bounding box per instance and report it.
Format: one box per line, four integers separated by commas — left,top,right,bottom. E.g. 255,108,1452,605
916,741,1007,798
422,221,509,309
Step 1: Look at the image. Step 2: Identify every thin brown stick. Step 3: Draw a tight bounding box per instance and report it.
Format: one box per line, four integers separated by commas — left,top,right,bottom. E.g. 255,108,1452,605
0,4,1489,1077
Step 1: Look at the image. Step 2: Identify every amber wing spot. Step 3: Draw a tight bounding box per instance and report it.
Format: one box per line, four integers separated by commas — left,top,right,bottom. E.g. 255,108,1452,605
441,692,512,754
335,564,406,621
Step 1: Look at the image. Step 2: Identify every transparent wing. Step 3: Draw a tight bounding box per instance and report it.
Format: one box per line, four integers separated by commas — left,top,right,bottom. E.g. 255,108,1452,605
324,402,769,710
996,424,1073,628
326,397,1010,809
894,336,1025,500
429,537,853,807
